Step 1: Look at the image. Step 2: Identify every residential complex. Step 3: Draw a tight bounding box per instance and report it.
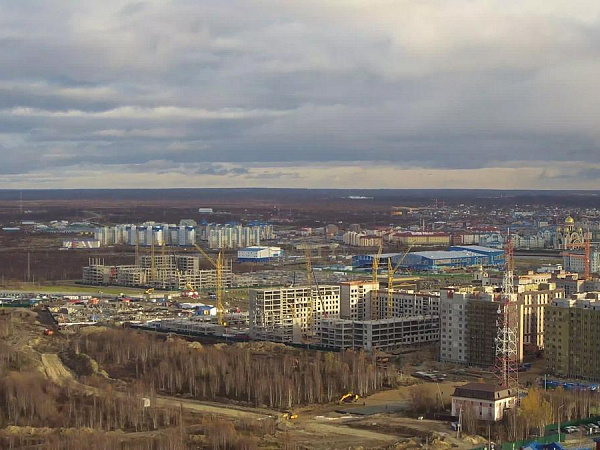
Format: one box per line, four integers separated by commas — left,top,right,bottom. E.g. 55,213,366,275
440,281,563,366
545,297,600,381
82,255,233,291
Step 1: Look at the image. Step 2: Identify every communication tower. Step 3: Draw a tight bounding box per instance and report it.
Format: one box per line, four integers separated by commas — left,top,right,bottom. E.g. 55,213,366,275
495,231,519,393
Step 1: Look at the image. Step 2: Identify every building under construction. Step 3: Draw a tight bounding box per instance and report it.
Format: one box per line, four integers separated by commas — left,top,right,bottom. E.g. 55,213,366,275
249,285,341,343
82,255,233,291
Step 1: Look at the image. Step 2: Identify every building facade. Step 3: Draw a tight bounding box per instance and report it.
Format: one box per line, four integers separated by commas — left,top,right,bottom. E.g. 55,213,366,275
545,297,600,381
249,285,341,343
452,383,517,422
317,316,439,352
339,280,380,320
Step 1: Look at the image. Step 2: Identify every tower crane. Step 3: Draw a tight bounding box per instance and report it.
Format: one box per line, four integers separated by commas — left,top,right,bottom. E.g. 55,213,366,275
304,247,325,341
386,245,413,319
370,242,383,319
194,243,225,326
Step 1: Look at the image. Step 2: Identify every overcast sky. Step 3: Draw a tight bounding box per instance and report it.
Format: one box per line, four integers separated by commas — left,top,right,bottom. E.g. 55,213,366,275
1,0,599,189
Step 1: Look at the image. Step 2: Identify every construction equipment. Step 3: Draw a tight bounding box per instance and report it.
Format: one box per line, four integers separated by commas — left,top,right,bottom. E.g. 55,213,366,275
144,288,154,295
386,245,413,318
372,242,383,284
43,329,54,336
370,242,384,319
304,247,313,286
338,393,359,405
282,411,298,420
304,248,325,342
194,244,225,326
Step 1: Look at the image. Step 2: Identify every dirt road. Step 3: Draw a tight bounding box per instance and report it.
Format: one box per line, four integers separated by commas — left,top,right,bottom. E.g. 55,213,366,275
154,396,274,420
41,353,76,386
304,421,398,445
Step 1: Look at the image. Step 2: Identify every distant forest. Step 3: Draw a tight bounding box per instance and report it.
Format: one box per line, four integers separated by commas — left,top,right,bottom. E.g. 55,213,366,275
0,188,599,206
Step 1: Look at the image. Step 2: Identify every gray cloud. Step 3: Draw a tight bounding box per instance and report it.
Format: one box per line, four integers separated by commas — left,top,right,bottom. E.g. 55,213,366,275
1,1,600,187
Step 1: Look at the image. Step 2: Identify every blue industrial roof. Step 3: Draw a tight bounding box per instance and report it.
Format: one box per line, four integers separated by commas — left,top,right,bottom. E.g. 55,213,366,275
412,250,480,260
451,245,503,254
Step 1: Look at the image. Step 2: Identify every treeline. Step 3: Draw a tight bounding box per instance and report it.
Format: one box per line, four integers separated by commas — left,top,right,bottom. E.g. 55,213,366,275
0,371,181,432
79,329,396,409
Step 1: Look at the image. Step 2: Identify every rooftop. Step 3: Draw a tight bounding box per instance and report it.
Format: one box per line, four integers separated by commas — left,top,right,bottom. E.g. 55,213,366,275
453,383,516,401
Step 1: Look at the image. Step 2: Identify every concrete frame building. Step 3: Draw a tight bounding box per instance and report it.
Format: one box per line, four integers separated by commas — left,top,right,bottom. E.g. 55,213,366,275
317,316,439,352
249,285,341,343
82,255,233,291
367,290,440,320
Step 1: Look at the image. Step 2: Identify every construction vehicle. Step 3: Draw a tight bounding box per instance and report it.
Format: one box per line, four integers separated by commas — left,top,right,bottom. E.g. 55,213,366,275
371,242,383,319
282,411,298,420
386,245,413,318
43,329,54,336
144,288,155,295
338,393,359,405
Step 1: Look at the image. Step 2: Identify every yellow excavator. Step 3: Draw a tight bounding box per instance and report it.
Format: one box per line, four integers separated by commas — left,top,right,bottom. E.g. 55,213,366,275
338,393,359,405
282,411,298,420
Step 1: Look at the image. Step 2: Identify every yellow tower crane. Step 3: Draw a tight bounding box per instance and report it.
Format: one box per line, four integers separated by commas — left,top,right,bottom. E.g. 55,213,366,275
194,243,226,327
386,245,413,319
304,247,314,339
370,242,383,319
150,230,156,283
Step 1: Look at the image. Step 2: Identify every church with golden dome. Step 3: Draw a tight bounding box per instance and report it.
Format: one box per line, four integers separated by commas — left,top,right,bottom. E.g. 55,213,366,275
555,216,585,249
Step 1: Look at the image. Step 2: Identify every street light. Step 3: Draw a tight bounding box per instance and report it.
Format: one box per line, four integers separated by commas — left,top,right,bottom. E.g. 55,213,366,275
558,404,565,442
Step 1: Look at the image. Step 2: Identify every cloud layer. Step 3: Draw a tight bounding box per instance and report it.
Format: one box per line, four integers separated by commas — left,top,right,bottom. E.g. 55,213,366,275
1,0,600,188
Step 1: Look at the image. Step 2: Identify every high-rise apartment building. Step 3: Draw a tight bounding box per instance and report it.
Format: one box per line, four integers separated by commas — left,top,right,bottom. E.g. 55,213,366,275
339,281,379,320
545,297,600,381
249,285,340,343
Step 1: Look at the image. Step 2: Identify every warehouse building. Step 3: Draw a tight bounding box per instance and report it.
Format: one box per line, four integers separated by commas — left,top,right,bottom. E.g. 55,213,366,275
449,245,505,266
401,250,487,271
317,315,439,352
352,252,404,269
400,246,504,271
237,246,283,262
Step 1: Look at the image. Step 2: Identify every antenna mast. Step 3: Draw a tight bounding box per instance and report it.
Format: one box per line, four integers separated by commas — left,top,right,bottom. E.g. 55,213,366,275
495,230,519,394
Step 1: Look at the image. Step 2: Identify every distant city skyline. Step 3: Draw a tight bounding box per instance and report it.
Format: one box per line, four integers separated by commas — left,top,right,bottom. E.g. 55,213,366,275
1,1,599,189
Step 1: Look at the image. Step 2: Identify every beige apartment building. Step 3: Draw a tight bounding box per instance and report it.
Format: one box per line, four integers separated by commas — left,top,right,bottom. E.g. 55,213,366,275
545,296,600,381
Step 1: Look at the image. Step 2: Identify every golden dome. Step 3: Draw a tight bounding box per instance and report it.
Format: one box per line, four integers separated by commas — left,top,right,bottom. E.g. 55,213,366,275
565,216,575,224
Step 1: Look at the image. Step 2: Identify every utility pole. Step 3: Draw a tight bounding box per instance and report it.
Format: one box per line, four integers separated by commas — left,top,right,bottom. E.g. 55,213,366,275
558,404,564,443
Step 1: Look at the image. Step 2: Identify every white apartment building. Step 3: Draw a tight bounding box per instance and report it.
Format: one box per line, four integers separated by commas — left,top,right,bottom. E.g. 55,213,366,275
96,223,196,247
339,281,379,320
249,285,340,343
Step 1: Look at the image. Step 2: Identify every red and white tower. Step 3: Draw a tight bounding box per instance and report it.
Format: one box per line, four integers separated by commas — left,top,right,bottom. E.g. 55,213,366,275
495,231,519,392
